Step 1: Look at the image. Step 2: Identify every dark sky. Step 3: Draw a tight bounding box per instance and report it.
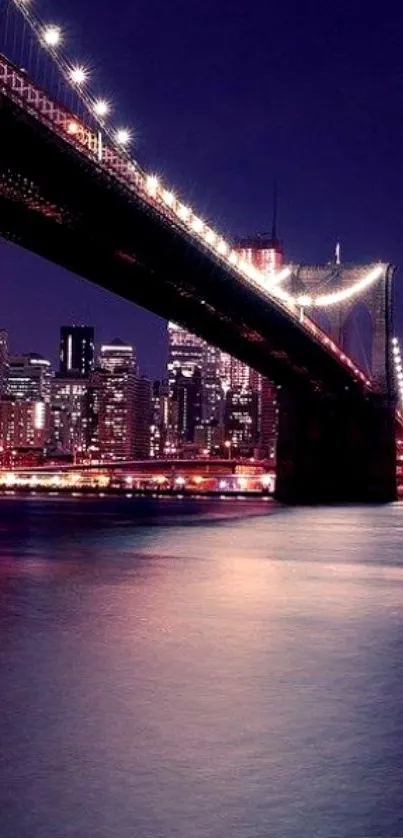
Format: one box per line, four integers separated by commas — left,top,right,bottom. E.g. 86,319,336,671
2,0,403,375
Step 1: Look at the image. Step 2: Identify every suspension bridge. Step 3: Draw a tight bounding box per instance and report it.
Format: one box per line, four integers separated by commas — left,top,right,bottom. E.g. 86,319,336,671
0,0,400,503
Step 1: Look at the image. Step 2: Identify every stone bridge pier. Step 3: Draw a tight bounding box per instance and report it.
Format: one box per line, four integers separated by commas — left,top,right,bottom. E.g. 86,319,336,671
275,387,396,504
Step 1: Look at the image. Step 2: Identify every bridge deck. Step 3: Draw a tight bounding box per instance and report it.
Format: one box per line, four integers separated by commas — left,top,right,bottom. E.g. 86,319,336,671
0,55,375,400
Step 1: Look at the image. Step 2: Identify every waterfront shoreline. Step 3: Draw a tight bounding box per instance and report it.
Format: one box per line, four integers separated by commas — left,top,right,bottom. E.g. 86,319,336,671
0,486,273,500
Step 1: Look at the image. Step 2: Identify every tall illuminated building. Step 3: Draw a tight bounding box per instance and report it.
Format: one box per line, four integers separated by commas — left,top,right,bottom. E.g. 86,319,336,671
258,378,278,460
236,233,284,275
224,388,259,455
0,353,52,455
173,368,203,443
167,322,205,384
150,380,169,458
51,331,93,457
99,339,137,375
59,326,94,377
0,400,49,452
219,351,258,392
203,345,223,425
133,376,152,459
0,330,9,395
235,196,284,275
50,376,89,456
166,322,205,451
96,340,137,461
167,322,270,456
7,353,51,401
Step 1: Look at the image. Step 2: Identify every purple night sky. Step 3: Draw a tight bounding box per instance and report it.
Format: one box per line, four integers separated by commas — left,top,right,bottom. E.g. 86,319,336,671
2,0,403,375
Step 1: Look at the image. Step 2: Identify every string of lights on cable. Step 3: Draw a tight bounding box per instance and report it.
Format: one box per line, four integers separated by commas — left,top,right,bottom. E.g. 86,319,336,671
1,0,386,321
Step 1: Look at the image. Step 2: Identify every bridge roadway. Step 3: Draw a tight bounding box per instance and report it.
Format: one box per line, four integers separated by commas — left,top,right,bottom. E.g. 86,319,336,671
0,55,397,503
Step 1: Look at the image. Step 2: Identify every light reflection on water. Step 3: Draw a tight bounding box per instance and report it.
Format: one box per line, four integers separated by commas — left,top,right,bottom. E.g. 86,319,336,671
0,497,403,838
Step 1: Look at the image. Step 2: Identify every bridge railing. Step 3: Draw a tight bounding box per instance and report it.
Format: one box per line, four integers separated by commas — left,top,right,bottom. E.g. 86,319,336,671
0,54,372,391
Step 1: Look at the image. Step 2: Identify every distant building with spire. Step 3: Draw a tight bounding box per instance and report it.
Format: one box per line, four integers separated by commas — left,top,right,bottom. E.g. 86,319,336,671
235,186,284,273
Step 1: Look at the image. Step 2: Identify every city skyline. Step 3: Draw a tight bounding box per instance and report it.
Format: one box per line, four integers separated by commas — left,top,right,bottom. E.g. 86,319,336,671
0,319,277,466
0,0,399,503
1,0,403,373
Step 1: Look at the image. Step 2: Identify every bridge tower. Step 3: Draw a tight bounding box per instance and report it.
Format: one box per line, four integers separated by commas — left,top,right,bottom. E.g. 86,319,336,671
276,260,396,503
289,261,394,393
236,232,396,503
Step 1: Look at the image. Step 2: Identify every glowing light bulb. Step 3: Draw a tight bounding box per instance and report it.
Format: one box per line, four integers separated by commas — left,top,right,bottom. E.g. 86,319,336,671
116,128,131,146
163,190,175,207
296,294,313,307
70,66,88,86
204,229,216,245
43,25,61,47
192,216,203,234
177,203,191,221
93,99,109,117
146,174,159,196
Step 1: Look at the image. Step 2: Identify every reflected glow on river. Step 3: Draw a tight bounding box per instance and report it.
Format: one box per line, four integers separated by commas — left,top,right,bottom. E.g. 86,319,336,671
0,497,403,837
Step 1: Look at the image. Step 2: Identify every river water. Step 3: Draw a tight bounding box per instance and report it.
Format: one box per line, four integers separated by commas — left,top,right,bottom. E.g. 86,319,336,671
1,496,403,838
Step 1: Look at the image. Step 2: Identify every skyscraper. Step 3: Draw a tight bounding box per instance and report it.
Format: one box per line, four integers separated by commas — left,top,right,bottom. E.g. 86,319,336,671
50,376,90,456
258,378,278,460
202,345,223,425
167,322,205,451
235,196,284,276
99,339,137,375
0,399,49,453
0,353,51,459
96,340,137,461
59,326,94,377
0,353,52,458
7,353,51,401
150,379,169,458
167,322,205,384
133,376,152,459
166,313,278,459
224,387,259,456
0,329,9,396
173,368,203,444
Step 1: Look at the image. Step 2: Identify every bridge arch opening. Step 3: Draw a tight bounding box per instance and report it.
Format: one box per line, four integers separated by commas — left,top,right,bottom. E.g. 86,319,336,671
342,303,373,377
311,310,332,337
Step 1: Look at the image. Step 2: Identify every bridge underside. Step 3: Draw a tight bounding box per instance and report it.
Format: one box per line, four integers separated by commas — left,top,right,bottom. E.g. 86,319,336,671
0,93,397,504
0,93,365,393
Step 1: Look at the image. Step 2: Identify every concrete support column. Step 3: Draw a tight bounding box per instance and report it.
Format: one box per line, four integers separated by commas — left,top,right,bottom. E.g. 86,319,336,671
275,387,396,504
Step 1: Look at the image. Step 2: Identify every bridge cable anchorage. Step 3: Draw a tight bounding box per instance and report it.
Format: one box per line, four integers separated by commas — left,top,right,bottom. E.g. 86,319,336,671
0,0,379,390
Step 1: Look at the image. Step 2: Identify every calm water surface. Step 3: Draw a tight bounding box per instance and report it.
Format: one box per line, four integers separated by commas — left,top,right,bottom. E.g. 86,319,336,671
1,497,403,838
